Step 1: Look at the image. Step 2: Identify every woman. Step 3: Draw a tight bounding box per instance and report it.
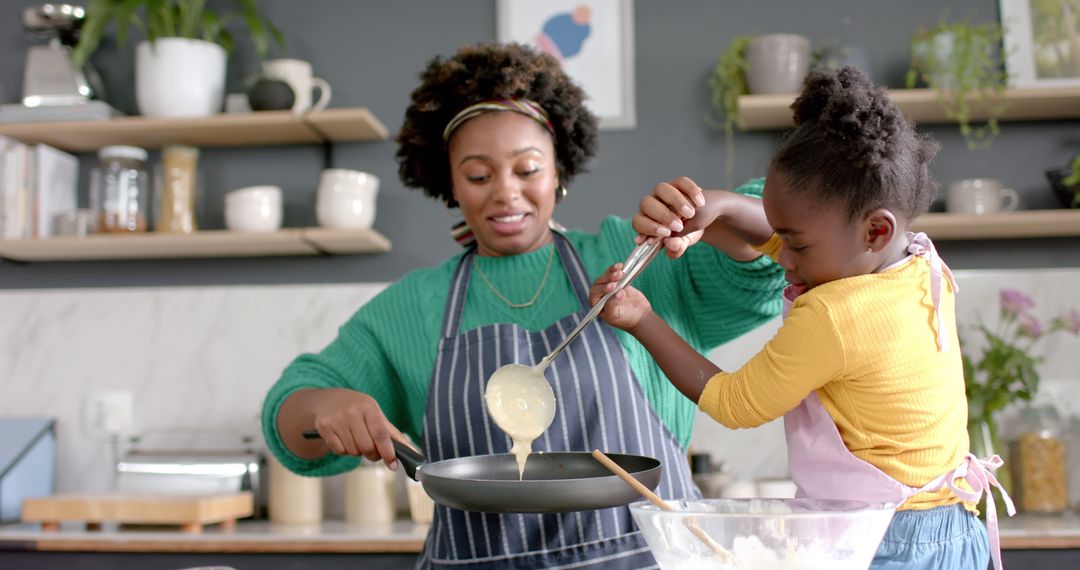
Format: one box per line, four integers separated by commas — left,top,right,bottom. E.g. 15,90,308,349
261,43,784,569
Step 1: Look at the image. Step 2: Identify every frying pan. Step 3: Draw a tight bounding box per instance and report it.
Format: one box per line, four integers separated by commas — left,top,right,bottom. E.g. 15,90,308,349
302,430,661,513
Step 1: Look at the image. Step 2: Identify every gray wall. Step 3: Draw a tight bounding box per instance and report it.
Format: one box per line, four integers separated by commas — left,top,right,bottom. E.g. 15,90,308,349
1,0,1077,289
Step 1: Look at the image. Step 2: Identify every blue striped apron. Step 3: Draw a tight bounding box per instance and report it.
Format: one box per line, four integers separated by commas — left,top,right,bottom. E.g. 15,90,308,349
416,233,698,570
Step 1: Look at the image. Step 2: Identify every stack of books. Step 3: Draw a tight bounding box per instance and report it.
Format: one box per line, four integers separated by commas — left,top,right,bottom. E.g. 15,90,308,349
0,135,78,240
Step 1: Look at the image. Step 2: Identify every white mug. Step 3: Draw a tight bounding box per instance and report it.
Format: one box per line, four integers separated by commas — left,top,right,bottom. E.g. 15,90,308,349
946,178,1019,214
224,185,283,233
316,168,379,229
261,58,332,113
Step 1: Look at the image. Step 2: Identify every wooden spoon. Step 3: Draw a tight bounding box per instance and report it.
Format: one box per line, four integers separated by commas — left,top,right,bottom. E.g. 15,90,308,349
592,449,735,564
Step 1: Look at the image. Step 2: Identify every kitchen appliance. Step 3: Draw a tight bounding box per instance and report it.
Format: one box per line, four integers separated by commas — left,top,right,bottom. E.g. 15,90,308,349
20,3,97,107
303,433,661,513
630,498,896,569
116,432,267,518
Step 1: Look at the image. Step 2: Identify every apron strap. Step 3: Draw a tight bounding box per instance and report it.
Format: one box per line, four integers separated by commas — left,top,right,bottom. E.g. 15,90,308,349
905,231,958,352
440,247,478,339
909,453,1015,570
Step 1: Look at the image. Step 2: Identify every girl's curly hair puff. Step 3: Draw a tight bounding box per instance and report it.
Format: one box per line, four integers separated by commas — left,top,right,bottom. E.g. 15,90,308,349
773,66,940,222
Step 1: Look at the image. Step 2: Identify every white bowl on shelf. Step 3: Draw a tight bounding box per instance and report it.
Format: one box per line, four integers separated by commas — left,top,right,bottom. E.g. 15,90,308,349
224,185,283,233
315,169,379,230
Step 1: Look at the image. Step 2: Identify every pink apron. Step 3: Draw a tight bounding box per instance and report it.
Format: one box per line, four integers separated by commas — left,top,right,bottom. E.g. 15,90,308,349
781,232,1015,570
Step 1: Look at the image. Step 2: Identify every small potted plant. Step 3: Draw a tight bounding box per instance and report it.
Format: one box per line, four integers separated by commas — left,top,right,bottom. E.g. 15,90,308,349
72,0,283,118
707,36,751,186
905,14,1008,149
1044,156,1080,208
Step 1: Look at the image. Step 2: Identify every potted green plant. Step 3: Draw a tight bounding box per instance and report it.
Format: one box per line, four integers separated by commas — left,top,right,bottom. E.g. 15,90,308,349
707,35,751,186
72,0,283,118
905,15,1008,149
1045,156,1080,208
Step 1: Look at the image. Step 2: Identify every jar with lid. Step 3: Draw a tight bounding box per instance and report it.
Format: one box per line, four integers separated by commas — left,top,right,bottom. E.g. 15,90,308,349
1009,404,1069,514
91,145,149,233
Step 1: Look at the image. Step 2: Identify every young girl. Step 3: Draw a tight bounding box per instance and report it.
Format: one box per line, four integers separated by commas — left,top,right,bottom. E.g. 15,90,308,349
594,67,1012,569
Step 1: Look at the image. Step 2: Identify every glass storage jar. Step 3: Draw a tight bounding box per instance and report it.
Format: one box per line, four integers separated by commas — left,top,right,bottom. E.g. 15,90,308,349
155,145,200,233
1010,404,1069,514
91,145,149,233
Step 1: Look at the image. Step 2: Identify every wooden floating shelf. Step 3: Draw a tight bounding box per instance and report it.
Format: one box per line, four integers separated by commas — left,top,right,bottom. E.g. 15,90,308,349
0,107,389,152
0,227,391,262
911,209,1080,240
737,86,1080,130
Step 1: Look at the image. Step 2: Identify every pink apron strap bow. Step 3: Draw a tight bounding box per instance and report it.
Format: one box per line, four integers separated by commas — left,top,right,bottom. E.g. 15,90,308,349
943,454,1016,570
906,232,957,352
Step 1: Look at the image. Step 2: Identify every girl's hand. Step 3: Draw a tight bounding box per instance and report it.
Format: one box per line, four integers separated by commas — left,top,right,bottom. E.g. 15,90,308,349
590,263,652,331
633,177,713,259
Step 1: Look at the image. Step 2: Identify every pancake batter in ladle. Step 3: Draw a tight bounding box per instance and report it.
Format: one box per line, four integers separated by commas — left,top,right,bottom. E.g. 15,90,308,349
484,240,664,478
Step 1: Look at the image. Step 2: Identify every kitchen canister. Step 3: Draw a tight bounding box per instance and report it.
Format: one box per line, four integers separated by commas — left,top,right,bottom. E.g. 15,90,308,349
406,479,435,524
267,454,322,524
345,461,397,525
91,145,150,233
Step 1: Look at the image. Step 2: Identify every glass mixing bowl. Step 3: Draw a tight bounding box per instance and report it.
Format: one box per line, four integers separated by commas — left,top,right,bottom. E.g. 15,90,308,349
629,498,896,569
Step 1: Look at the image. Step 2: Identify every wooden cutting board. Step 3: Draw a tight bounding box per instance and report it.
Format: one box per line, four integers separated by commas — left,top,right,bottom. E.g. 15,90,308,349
22,492,253,533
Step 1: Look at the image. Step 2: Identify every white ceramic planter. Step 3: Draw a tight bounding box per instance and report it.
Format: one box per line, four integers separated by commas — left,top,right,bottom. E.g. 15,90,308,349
136,38,226,118
745,34,812,95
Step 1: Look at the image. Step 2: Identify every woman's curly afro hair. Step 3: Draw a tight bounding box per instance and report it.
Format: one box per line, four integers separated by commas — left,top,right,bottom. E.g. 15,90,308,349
772,66,941,222
396,43,599,207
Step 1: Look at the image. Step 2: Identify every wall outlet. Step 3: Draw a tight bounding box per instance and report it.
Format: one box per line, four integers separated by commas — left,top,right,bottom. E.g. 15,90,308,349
82,390,134,437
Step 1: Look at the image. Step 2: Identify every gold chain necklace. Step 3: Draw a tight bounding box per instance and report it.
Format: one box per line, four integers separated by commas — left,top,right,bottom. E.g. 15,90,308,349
472,244,556,309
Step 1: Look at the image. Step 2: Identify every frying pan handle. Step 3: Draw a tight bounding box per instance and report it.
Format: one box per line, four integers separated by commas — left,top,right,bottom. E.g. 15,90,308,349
301,429,425,481
392,439,425,481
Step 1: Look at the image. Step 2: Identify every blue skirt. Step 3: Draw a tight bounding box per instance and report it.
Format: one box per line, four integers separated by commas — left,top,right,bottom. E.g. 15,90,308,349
872,503,990,569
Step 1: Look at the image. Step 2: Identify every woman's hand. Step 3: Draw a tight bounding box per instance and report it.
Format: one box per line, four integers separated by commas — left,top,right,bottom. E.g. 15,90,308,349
632,177,714,259
590,263,652,332
279,388,406,470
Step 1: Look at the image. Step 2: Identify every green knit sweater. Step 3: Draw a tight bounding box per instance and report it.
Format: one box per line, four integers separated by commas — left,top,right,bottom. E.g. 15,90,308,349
263,179,784,476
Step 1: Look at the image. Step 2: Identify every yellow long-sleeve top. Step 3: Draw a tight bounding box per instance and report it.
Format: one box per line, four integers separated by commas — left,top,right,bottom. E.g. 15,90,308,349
699,235,970,511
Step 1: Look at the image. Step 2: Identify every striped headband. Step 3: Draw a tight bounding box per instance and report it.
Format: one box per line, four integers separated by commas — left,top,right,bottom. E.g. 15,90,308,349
442,98,555,142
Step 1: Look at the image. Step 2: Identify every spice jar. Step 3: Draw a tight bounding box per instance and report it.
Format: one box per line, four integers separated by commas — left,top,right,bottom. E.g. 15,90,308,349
155,145,200,233
91,146,149,233
1010,405,1069,514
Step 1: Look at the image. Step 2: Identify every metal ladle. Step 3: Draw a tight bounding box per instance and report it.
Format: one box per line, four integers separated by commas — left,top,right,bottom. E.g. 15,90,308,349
484,239,665,436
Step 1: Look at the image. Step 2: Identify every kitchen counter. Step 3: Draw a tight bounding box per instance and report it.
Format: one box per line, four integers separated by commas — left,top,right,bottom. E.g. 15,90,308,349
0,514,1078,552
0,520,428,553
1000,512,1080,549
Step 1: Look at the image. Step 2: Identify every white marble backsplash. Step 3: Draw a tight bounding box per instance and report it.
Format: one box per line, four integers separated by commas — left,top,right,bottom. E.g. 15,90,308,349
1,268,1078,507
0,283,387,498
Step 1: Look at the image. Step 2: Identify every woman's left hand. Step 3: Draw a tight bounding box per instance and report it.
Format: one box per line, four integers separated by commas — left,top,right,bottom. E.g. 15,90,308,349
590,263,652,331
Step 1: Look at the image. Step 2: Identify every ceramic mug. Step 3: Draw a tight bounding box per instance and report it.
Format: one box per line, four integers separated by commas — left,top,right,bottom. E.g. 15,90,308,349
946,178,1019,214
224,185,283,232
260,58,332,113
315,168,379,229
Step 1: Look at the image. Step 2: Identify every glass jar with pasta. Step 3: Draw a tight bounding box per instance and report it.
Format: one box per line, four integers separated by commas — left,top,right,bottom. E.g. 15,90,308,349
1010,404,1069,514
